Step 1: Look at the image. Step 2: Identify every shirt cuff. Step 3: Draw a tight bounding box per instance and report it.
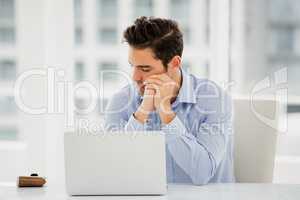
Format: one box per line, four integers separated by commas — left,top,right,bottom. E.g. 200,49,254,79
125,114,146,131
161,116,187,142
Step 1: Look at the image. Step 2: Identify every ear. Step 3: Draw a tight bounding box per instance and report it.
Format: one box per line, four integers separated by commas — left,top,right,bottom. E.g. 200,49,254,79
167,55,181,71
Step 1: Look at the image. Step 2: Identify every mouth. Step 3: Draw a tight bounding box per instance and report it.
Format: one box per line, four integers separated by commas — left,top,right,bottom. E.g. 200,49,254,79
139,85,145,92
136,83,145,94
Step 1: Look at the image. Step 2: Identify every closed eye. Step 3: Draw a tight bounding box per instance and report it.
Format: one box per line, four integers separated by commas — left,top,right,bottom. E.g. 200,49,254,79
128,62,152,72
137,65,152,72
141,68,151,72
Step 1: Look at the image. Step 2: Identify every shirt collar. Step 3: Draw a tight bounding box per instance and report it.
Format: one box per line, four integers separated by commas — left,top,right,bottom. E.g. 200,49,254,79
177,69,196,104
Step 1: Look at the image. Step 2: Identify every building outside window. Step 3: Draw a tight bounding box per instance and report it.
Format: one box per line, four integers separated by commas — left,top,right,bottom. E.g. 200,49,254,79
0,0,15,45
0,127,18,141
170,0,191,44
97,0,118,44
134,0,153,19
98,61,119,82
0,59,16,80
0,96,16,114
74,0,83,45
74,61,85,80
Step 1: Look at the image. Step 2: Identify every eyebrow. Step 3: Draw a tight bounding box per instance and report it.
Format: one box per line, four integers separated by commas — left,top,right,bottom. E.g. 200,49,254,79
128,62,152,69
136,65,151,69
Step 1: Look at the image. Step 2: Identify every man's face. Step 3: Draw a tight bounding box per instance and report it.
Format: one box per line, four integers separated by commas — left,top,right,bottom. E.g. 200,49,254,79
128,47,167,95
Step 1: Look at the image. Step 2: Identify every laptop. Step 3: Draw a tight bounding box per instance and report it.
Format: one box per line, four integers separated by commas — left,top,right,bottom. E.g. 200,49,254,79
64,131,167,195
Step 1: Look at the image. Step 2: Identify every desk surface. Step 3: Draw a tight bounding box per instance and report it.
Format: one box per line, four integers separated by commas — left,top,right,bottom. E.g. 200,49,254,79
1,183,300,200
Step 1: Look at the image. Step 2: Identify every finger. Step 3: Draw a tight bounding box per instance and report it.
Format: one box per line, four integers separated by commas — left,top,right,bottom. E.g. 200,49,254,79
144,89,155,96
144,78,163,86
144,85,155,96
163,81,180,88
148,73,170,81
145,83,160,91
148,84,163,98
147,79,179,89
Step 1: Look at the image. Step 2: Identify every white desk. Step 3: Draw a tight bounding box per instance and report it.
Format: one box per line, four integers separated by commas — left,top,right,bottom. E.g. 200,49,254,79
1,184,300,200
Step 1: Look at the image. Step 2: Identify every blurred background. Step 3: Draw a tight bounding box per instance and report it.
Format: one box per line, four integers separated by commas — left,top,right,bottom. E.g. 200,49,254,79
0,0,299,185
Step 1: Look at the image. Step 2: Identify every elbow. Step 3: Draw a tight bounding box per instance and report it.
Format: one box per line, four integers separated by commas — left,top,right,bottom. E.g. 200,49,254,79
191,178,209,186
190,171,214,186
190,155,217,185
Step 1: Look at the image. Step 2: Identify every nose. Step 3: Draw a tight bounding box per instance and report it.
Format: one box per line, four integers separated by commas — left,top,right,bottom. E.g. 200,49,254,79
132,67,143,82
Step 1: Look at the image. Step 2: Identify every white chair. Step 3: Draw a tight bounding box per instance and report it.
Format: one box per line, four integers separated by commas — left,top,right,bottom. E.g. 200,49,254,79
233,97,281,182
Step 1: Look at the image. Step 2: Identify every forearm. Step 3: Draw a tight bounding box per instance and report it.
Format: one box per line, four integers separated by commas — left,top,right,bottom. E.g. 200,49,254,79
167,136,217,185
123,113,147,131
162,116,226,185
158,102,176,124
134,100,176,124
133,107,150,124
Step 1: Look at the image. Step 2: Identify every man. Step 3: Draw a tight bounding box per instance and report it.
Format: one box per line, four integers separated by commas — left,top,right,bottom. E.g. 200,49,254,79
105,16,234,185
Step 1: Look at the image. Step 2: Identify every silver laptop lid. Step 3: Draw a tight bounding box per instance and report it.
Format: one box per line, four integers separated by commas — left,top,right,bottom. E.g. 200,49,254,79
64,131,167,195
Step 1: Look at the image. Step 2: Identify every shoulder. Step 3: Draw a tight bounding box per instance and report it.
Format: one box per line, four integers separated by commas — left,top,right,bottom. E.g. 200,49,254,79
190,74,232,114
191,75,224,97
105,84,138,112
111,84,136,99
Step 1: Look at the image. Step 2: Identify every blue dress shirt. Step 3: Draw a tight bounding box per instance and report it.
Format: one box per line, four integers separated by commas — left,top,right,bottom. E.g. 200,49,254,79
104,70,235,185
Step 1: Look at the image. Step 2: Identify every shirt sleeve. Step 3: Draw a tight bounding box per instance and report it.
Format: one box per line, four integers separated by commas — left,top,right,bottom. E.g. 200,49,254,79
104,91,146,132
124,114,146,131
162,93,233,185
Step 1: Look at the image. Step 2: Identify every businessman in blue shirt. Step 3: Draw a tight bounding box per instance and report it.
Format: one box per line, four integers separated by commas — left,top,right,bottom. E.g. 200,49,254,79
105,16,234,185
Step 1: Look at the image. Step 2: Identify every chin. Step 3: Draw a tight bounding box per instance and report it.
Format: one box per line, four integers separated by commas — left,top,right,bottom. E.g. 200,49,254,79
136,85,145,96
138,89,144,96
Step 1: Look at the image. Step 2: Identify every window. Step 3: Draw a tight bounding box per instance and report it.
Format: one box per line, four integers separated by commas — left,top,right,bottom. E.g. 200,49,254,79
74,0,82,20
99,0,118,22
182,26,191,44
205,0,210,45
134,0,153,18
0,27,14,44
181,61,190,73
270,27,295,54
0,0,14,19
170,0,191,44
75,27,83,44
0,96,16,114
75,61,84,80
170,0,190,24
268,0,298,56
269,0,300,22
74,0,83,45
0,0,15,45
230,1,300,184
97,0,118,44
0,127,18,140
98,62,118,82
0,59,16,80
99,27,118,44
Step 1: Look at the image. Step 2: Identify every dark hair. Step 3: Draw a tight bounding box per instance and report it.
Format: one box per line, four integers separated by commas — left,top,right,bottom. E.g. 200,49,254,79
123,16,183,68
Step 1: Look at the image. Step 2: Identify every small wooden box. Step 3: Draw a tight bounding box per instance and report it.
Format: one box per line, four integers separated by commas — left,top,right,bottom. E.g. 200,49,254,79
18,176,46,187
